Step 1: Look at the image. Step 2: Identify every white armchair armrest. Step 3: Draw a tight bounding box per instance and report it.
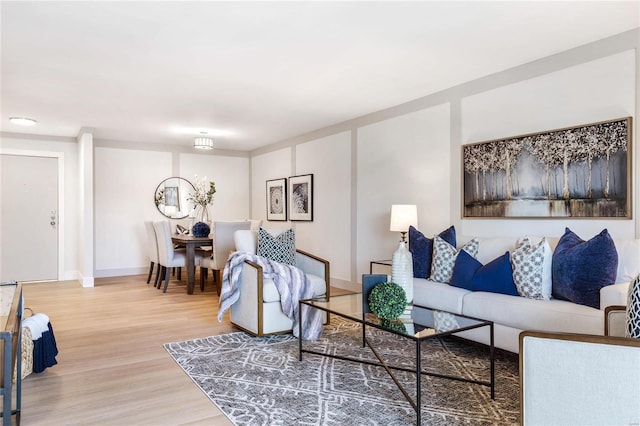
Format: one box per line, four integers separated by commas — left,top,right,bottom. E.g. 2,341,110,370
520,330,640,425
229,260,262,334
296,249,330,282
605,305,627,337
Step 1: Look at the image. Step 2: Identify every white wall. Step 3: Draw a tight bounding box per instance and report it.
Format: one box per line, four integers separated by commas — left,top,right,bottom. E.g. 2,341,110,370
94,146,250,277
295,132,352,281
459,50,636,240
250,30,638,285
251,148,291,224
180,153,250,221
94,147,172,276
357,104,451,279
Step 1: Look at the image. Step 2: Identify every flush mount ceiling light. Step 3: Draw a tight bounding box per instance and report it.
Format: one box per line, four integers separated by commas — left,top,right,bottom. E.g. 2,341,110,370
194,136,214,150
9,117,37,126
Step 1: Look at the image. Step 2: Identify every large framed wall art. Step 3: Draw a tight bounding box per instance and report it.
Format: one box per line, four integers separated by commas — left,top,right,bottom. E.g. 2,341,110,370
289,174,313,221
462,117,632,218
266,178,287,221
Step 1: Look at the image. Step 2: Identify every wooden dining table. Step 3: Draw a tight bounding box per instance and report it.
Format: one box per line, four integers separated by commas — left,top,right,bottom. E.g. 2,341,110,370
171,234,212,294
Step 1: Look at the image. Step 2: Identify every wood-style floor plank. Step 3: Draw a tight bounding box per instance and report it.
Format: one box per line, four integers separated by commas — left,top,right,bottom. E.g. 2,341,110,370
16,275,351,425
19,275,233,426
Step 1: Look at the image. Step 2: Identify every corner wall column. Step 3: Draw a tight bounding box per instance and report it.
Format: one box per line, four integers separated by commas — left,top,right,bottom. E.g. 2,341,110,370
78,129,94,287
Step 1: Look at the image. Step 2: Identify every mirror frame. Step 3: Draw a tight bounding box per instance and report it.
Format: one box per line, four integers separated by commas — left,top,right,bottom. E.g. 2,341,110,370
154,177,195,219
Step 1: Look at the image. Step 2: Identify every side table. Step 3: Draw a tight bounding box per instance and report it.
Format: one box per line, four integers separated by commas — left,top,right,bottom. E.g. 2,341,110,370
369,259,392,275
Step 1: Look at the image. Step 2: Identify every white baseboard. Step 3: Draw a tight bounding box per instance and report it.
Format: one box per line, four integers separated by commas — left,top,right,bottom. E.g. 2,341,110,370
330,278,361,292
94,267,147,278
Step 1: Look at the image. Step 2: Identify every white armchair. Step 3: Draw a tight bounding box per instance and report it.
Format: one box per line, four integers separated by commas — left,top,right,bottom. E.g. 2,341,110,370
228,229,330,336
519,330,640,425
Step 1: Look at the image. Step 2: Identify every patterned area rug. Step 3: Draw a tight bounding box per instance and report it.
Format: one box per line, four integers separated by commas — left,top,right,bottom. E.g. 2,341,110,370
164,318,520,425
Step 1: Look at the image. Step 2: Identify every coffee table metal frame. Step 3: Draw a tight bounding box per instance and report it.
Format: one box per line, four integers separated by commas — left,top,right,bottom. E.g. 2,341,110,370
299,294,495,425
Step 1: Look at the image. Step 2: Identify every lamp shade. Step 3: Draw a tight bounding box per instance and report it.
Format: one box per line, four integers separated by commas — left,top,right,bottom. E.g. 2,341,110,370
390,204,418,232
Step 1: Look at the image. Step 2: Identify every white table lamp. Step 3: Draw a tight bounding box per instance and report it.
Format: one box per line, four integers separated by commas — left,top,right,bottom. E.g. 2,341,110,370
389,204,418,312
390,204,418,242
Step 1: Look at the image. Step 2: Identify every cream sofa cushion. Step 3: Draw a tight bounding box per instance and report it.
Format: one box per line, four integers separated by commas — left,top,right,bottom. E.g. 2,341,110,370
463,291,603,335
413,278,469,314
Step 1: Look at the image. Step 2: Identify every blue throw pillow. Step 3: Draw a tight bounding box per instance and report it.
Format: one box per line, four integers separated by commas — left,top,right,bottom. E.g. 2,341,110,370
552,228,618,309
409,225,456,279
472,252,519,296
451,250,518,295
450,250,481,290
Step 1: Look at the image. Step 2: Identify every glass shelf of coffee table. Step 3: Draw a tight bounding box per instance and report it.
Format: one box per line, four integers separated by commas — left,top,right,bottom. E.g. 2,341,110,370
299,293,494,425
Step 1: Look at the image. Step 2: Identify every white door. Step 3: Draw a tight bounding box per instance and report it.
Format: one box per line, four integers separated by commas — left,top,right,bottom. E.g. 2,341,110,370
0,154,58,282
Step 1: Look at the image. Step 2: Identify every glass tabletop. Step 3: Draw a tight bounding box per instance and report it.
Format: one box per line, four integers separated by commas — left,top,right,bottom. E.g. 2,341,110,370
302,293,492,341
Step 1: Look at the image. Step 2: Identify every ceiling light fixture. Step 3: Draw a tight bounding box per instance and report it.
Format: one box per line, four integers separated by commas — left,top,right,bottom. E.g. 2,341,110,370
9,117,37,126
194,136,214,150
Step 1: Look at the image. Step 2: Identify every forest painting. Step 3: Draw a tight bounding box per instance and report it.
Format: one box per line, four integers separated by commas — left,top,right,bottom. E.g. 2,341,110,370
463,117,631,218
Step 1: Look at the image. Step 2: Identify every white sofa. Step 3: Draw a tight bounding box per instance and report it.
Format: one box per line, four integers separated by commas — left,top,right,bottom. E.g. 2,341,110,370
411,236,638,353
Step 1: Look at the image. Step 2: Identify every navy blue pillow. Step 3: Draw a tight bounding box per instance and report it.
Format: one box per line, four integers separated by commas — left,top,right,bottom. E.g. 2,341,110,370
450,250,481,290
471,252,519,296
552,228,618,309
409,225,456,279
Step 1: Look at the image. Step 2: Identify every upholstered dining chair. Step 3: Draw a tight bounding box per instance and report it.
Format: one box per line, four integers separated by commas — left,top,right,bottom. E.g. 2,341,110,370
144,221,160,286
199,220,251,294
153,221,202,293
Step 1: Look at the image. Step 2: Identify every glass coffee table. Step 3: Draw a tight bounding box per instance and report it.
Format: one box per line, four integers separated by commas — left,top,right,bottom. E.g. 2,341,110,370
299,293,494,425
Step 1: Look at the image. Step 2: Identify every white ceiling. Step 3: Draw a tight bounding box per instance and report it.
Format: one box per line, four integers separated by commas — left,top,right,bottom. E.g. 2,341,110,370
1,1,638,152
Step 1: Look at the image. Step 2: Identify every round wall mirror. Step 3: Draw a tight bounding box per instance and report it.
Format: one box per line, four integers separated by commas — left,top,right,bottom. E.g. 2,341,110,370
154,177,195,219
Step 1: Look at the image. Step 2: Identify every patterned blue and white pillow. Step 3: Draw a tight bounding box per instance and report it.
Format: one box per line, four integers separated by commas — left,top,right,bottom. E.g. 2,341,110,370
626,273,640,339
257,228,296,266
511,237,552,300
430,236,479,284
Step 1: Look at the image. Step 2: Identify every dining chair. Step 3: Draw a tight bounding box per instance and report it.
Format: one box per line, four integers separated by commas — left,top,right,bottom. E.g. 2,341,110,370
144,221,160,286
153,221,202,293
199,220,251,294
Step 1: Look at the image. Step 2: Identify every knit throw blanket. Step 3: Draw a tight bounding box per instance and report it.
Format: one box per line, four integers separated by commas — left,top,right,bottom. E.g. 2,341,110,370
217,252,324,340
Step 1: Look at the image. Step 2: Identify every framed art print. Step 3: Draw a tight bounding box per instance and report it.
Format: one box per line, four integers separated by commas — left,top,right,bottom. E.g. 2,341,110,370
266,178,287,221
289,174,313,221
462,117,631,218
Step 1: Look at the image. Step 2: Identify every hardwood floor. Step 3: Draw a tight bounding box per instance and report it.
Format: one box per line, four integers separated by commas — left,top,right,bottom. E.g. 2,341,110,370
17,274,352,425
19,274,234,425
